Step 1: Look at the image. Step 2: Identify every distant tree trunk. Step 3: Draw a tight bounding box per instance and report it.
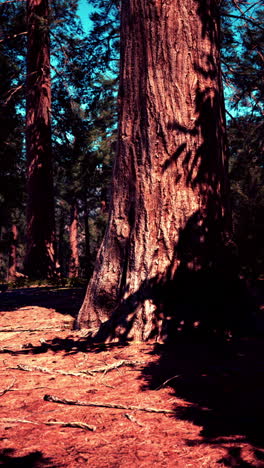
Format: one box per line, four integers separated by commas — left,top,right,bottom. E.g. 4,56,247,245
68,201,79,278
8,224,18,281
77,0,231,341
24,0,57,279
83,199,92,278
57,210,65,276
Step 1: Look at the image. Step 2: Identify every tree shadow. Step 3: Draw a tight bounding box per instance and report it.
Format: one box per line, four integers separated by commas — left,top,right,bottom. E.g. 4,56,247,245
0,287,86,317
89,204,259,344
0,334,125,356
0,448,54,467
140,333,264,464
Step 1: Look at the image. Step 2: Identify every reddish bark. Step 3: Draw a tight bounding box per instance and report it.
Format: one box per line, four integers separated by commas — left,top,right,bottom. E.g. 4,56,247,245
8,224,18,281
68,202,79,278
24,0,56,279
83,199,92,278
77,0,231,341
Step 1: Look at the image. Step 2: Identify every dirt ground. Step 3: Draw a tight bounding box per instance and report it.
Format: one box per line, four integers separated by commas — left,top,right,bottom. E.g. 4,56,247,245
1,286,264,467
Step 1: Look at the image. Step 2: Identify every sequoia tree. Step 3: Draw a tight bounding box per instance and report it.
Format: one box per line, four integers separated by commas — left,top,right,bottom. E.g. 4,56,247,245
24,0,56,278
77,0,232,341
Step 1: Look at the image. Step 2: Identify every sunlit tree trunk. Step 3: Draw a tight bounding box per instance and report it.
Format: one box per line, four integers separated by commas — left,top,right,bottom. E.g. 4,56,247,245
77,0,231,341
24,0,57,279
83,198,92,278
68,201,79,278
8,224,18,281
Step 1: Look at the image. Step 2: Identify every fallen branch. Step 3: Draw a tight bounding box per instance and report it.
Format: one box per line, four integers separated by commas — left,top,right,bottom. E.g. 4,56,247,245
0,346,16,354
0,327,64,333
44,394,175,414
154,375,180,391
88,359,145,375
125,413,144,426
8,363,93,378
0,379,16,397
0,418,96,431
8,360,143,378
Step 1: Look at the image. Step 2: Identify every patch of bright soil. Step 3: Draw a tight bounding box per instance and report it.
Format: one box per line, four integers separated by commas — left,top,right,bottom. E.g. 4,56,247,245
0,287,264,467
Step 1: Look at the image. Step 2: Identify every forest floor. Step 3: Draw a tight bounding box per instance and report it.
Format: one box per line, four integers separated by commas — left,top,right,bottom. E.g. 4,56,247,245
0,286,264,467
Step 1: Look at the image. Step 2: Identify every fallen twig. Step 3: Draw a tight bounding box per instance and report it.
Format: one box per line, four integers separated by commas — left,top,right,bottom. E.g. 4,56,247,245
88,359,145,375
0,418,96,431
8,360,143,378
125,413,144,426
0,379,16,397
8,363,93,378
0,346,16,354
0,327,64,333
154,375,180,391
44,394,175,414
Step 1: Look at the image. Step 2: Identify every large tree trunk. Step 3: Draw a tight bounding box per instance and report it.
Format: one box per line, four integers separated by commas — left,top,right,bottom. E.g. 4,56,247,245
77,0,232,341
24,0,56,279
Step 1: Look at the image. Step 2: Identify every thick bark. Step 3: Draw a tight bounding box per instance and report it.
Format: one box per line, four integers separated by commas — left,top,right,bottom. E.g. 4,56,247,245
68,201,79,278
24,0,56,278
77,0,231,341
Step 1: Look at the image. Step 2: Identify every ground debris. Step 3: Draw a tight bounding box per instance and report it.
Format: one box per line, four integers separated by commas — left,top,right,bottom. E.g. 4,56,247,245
44,394,176,414
8,363,93,378
0,327,65,332
7,359,144,378
0,418,96,431
88,359,146,374
0,379,16,397
1,286,262,467
124,413,144,426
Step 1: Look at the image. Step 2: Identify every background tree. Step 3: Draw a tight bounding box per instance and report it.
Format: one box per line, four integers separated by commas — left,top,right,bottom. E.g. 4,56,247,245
229,116,264,280
24,0,57,278
0,0,116,282
0,0,26,281
221,0,264,282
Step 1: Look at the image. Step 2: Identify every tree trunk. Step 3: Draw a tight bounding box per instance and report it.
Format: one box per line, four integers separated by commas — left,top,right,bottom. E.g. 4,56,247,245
68,201,79,278
8,224,18,281
83,199,92,278
77,0,231,341
57,209,66,276
24,0,56,279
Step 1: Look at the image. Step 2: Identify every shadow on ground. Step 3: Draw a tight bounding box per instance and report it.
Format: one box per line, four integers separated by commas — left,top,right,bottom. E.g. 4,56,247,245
0,287,86,317
0,335,125,356
0,448,54,467
141,335,264,464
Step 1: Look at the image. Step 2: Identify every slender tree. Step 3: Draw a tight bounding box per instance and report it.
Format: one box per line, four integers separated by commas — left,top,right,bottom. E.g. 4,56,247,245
68,200,79,278
0,1,25,281
24,0,57,278
77,0,233,341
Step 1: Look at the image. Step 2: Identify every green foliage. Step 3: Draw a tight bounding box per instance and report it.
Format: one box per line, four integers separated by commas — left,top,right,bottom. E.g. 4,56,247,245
220,1,264,279
228,115,264,279
221,0,264,118
50,0,118,275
